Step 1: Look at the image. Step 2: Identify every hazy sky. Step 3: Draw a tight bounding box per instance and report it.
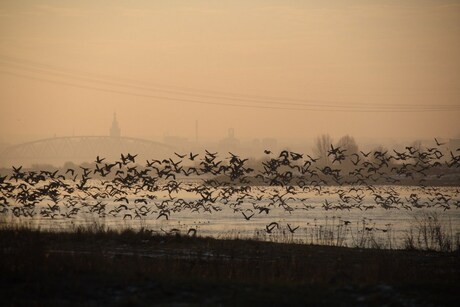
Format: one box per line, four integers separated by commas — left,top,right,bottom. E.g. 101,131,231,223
1,0,459,144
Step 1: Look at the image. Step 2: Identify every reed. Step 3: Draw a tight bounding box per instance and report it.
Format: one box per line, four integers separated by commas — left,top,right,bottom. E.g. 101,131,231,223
0,225,458,306
403,212,459,252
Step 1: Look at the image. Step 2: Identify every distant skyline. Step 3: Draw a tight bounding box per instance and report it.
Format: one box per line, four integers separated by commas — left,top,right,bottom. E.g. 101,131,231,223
1,0,460,145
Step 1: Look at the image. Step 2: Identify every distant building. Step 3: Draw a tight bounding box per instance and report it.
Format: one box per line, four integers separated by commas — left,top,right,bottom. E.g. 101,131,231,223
219,128,240,151
110,113,121,137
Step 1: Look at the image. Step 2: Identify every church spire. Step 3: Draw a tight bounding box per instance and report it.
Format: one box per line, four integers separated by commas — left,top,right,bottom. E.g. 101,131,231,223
110,112,121,137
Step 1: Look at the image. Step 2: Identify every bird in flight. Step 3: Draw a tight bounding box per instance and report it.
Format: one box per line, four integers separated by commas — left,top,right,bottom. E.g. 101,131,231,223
174,152,186,159
287,223,299,233
242,211,254,220
189,152,199,161
265,222,279,233
95,156,106,164
434,138,445,146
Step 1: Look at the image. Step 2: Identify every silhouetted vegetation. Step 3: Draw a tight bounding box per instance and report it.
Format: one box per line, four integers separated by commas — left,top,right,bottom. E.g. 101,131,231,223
1,225,459,306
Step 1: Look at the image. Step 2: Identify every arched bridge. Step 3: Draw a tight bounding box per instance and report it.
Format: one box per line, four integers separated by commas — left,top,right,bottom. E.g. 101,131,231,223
0,136,176,167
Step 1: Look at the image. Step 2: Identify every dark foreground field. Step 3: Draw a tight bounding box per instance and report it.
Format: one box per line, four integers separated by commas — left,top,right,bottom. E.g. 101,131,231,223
1,228,459,306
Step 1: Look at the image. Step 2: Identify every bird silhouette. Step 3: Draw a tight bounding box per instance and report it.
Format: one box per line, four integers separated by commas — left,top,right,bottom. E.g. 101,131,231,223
242,211,254,220
189,152,199,160
434,138,445,146
95,156,106,164
287,223,299,233
174,152,186,159
265,222,279,233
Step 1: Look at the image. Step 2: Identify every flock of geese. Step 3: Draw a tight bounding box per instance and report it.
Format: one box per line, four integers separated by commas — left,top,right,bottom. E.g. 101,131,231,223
0,139,459,235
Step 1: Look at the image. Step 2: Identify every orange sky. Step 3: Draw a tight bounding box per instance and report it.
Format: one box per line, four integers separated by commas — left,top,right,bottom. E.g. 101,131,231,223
1,0,459,145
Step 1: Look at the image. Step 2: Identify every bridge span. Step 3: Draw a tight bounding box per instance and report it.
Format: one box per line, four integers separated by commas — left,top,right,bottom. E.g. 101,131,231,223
0,136,176,167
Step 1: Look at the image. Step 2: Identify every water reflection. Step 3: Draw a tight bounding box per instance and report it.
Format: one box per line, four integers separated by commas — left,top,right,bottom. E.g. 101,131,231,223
3,184,459,249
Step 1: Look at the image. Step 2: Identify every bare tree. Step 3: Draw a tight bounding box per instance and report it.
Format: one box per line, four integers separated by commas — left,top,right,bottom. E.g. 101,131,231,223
313,134,333,165
334,135,359,170
336,135,359,156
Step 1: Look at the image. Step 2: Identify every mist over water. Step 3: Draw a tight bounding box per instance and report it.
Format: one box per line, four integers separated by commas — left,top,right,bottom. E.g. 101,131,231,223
11,184,459,249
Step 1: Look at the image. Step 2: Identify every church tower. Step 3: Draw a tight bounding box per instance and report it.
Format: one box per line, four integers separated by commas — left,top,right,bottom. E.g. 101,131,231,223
110,113,121,137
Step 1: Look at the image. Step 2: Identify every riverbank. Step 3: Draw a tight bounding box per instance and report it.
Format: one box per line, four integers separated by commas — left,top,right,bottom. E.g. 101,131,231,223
1,227,459,306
